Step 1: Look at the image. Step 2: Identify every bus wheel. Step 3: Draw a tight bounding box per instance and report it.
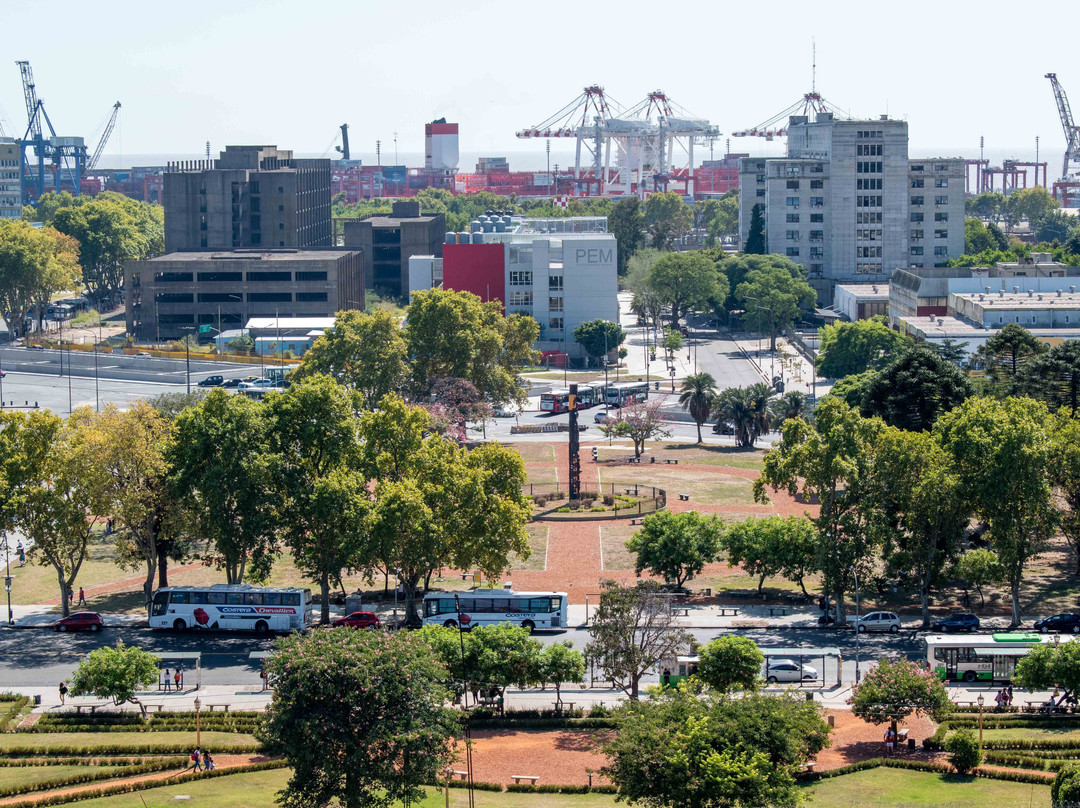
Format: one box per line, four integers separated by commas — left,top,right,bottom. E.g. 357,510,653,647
521,620,535,634
173,619,187,631
443,620,457,629
254,620,269,635
963,671,977,683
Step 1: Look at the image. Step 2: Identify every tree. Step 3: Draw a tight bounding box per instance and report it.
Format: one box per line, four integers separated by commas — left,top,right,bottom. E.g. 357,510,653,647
974,323,1048,390
755,398,884,625
662,327,683,360
147,390,207,421
986,221,1009,251
871,428,969,627
744,203,767,254
1007,186,1058,229
701,194,739,245
861,345,973,432
609,197,645,275
0,220,81,340
717,254,804,313
936,396,1057,626
828,369,877,409
964,218,997,254
69,641,160,715
602,688,829,808
573,319,626,367
849,657,951,738
696,635,763,694
1051,414,1080,574
712,384,773,448
292,309,407,407
405,288,538,406
945,728,981,774
679,372,717,444
736,262,816,351
816,317,910,379
968,191,1005,223
537,641,586,708
927,338,968,367
771,390,810,426
1052,764,1080,807
419,623,553,701
627,510,723,589
952,549,1005,609
648,251,724,323
259,628,458,808
722,516,818,596
586,580,692,699
644,191,692,250
1037,210,1074,244
1018,340,1080,416
1014,641,1080,710
603,399,672,457
171,389,279,584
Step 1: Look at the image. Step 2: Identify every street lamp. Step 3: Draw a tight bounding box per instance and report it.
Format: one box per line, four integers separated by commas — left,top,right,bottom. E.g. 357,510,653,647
179,327,195,394
3,534,12,625
193,695,202,748
977,694,985,754
852,566,861,684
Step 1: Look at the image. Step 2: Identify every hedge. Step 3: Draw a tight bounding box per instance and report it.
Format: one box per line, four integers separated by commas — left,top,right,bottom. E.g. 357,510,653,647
468,717,618,731
505,783,616,794
797,757,1053,786
446,780,504,792
0,743,262,758
0,759,186,799
0,757,185,768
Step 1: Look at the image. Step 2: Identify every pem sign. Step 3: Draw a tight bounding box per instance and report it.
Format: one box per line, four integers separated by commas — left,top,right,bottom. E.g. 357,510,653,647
575,248,614,265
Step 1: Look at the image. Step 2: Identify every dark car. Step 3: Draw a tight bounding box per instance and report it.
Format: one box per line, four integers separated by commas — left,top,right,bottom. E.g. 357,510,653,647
931,613,980,633
0,369,5,378
222,378,243,388
53,611,104,632
331,611,381,629
1034,613,1080,634
25,345,44,351
198,375,224,387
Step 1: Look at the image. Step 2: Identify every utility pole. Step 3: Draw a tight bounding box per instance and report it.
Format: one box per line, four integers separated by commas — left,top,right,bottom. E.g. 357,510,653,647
567,384,581,501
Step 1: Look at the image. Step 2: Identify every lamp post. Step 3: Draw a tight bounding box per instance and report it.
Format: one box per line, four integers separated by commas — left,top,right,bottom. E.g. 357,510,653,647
977,694,985,755
3,534,12,625
193,695,202,748
180,327,195,393
94,321,102,412
853,566,861,684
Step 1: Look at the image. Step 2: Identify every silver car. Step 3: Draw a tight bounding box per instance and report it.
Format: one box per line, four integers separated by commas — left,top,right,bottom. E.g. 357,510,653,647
852,611,901,633
764,659,820,684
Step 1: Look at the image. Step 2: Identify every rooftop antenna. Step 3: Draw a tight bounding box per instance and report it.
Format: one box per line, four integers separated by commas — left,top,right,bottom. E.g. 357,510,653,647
811,37,816,94
393,131,398,164
205,141,210,163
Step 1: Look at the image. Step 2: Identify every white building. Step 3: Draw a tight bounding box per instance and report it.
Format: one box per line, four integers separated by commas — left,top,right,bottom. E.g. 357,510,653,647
0,138,21,220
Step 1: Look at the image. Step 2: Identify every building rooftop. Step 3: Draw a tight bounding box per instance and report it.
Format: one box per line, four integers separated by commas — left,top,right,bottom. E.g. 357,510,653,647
146,249,358,262
836,283,889,300
952,291,1080,310
245,317,336,331
896,313,1080,339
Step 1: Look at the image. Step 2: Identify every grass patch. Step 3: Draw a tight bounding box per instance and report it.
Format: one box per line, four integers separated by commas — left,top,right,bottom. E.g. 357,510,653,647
0,731,258,751
505,443,555,463
661,444,768,471
524,467,558,485
509,525,548,572
0,764,126,789
803,767,1050,806
598,467,756,507
977,727,1080,742
599,526,637,571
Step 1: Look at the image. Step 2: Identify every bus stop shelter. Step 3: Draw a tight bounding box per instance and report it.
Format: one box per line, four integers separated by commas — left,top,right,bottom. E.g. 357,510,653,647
763,647,843,688
156,652,202,691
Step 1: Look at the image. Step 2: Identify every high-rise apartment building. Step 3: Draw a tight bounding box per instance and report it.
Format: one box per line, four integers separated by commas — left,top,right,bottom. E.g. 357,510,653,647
164,145,331,253
341,201,445,298
738,114,964,304
0,139,21,220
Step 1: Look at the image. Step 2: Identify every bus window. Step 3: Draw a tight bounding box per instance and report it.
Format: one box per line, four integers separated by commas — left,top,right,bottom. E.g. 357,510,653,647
285,594,300,606
172,592,189,604
530,598,553,612
151,592,169,616
227,593,244,605
264,593,281,605
207,592,226,605
245,593,263,605
191,592,207,604
438,599,457,614
472,598,493,612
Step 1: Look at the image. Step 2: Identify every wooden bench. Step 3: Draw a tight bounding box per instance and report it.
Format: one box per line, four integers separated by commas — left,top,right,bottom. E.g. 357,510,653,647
554,702,575,713
897,728,910,742
718,608,740,617
671,608,690,617
449,770,468,781
206,704,230,713
803,762,816,774
512,775,539,785
630,518,642,526
665,459,679,465
768,607,788,617
145,704,165,714
678,494,690,502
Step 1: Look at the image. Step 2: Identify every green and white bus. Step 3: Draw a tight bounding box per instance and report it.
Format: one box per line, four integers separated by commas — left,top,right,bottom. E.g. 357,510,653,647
422,589,568,633
925,633,1075,683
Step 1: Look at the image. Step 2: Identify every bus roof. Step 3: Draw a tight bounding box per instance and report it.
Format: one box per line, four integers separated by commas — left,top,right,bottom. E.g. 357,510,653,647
423,589,567,599
924,633,1066,646
154,584,310,593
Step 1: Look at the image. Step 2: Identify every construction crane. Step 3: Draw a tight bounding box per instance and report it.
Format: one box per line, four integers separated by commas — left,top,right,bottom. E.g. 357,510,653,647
731,91,850,140
15,59,87,203
16,60,42,141
1045,73,1080,180
335,123,350,161
87,102,121,171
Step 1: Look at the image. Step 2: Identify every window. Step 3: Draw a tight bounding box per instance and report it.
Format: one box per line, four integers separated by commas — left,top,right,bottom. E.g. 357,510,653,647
911,178,924,188
508,246,533,264
509,270,533,286
935,229,948,239
935,178,949,188
197,272,243,282
785,247,800,257
857,195,882,207
786,214,800,223
250,181,260,194
810,179,824,189
155,293,193,303
911,213,924,222
911,246,924,256
548,296,563,312
857,161,882,173
549,317,563,331
756,189,765,197
198,293,243,303
786,230,800,241
809,263,823,275
809,230,824,242
786,197,799,207
756,173,766,183
810,197,824,207
911,164,925,172
934,246,949,257
549,275,563,291
857,212,882,224
246,271,292,282
296,292,328,302
934,164,949,172
158,313,195,324
809,247,824,258
857,262,883,274
296,271,327,281
911,229,924,240
810,163,824,173
248,292,292,302
278,223,284,230
857,246,882,258
278,186,284,193
786,180,800,189
857,143,883,156
508,291,533,307
911,196,924,206
935,195,949,206
810,213,824,223
935,212,949,222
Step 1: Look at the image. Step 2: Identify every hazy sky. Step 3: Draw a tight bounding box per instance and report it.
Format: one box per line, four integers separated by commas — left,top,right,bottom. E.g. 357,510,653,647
1,0,1074,170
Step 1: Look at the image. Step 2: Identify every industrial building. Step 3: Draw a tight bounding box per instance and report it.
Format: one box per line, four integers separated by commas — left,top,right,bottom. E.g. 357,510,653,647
125,248,362,342
833,283,889,321
0,139,20,219
408,215,619,360
163,145,332,253
341,200,445,298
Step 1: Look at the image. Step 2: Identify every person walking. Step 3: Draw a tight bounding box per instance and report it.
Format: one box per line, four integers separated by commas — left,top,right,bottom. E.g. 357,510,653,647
163,668,172,693
202,750,214,771
58,682,68,705
77,587,86,607
16,543,24,567
1007,684,1015,707
174,668,182,691
884,727,896,754
189,747,202,773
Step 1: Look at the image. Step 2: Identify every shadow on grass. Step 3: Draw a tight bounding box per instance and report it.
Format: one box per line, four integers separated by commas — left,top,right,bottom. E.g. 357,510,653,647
665,443,764,456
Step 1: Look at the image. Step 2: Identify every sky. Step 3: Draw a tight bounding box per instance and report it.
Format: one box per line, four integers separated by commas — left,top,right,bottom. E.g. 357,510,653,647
1,0,1075,173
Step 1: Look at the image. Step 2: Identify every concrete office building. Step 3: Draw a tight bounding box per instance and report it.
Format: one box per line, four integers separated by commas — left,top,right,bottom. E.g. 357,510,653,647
125,248,362,342
163,145,332,253
409,216,618,360
833,283,890,321
738,115,965,304
341,200,445,298
0,139,20,220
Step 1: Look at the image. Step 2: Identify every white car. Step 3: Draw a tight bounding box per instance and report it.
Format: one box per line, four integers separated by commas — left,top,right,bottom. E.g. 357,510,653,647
852,611,901,633
494,403,520,418
238,379,274,391
135,352,152,358
763,659,820,684
594,411,618,425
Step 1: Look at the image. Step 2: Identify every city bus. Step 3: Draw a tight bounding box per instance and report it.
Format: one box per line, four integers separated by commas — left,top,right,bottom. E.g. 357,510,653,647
540,389,572,413
605,382,649,407
924,633,1075,683
149,584,313,634
422,588,568,633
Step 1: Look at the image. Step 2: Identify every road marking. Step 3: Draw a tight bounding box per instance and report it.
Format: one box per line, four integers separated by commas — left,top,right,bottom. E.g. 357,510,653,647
598,526,604,570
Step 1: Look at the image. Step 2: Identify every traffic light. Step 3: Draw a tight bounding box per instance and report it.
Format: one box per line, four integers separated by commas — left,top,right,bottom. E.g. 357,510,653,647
592,447,599,461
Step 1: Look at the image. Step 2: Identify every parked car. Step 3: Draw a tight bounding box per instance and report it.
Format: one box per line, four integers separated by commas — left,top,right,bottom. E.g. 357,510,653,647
238,379,274,391
494,403,520,418
712,420,735,435
135,352,152,359
25,345,44,351
1034,613,1080,634
242,375,260,382
0,369,5,378
931,613,980,633
222,378,243,388
331,611,381,629
594,411,618,425
852,611,901,633
197,375,224,387
764,659,819,684
53,612,104,633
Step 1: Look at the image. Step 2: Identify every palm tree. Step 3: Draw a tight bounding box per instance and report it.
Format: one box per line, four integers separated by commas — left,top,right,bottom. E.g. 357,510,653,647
678,372,717,444
770,390,810,426
747,383,775,442
713,384,775,448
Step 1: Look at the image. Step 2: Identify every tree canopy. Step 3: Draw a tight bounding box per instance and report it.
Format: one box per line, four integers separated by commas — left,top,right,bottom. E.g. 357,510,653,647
573,319,626,365
736,260,816,351
644,191,693,250
648,251,724,322
744,204,767,254
696,635,764,694
861,345,973,432
0,220,81,339
609,197,645,274
69,641,160,714
816,316,909,379
626,510,724,589
849,657,951,735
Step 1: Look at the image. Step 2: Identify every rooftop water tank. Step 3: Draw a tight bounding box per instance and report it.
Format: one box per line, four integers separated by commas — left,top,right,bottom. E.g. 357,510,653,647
470,220,482,233
471,231,485,244
502,215,513,225
495,221,506,233
445,232,457,244
482,221,495,233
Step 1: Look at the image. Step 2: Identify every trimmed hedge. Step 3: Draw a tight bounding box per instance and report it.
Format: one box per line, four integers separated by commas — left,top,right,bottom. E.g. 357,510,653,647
0,756,185,768
468,717,618,730
0,743,262,758
797,757,1053,786
30,712,260,734
446,780,504,792
0,759,185,799
505,783,617,794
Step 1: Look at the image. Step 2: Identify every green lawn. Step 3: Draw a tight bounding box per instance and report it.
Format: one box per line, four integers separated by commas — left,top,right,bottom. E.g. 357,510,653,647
0,731,258,751
506,443,555,463
66,769,619,807
509,525,548,572
976,726,1080,742
0,764,127,790
804,768,1050,807
599,467,757,507
660,444,768,471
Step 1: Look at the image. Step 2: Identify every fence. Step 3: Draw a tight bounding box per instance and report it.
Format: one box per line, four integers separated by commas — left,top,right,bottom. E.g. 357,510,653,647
524,482,666,520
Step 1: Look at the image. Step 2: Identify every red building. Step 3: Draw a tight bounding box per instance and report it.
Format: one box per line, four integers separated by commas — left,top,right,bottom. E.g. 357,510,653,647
441,243,505,305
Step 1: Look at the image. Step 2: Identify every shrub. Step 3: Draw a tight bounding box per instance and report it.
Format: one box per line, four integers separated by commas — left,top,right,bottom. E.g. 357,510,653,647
591,507,606,512
567,500,582,510
945,728,982,774
603,494,615,506
581,498,595,509
1053,764,1080,807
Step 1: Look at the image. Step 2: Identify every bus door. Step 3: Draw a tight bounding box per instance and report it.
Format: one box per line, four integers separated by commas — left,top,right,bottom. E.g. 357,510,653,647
993,655,1015,681
942,648,959,680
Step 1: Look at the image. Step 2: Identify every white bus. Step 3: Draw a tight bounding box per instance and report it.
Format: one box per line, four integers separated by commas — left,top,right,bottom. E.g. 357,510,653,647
422,589,568,633
149,584,313,634
925,632,1075,683
605,382,649,407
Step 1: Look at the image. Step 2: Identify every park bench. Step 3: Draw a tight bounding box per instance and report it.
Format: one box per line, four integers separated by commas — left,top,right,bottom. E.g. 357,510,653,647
665,459,679,465
629,456,641,464
671,608,690,617
718,608,740,617
767,607,788,617
678,494,690,502
512,775,539,785
72,703,112,714
802,762,816,774
630,518,642,525
897,728,910,743
554,702,575,713
449,770,468,781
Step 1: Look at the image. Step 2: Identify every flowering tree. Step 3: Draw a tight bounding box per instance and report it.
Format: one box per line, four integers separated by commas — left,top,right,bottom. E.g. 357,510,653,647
259,628,459,808
602,399,671,458
849,657,951,737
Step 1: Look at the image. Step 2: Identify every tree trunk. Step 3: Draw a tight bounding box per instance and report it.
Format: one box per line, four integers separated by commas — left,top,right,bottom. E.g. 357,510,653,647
757,574,766,594
695,420,703,444
403,575,422,627
797,577,810,597
1009,576,1022,628
157,551,169,589
319,573,330,625
629,674,640,701
833,590,847,626
58,574,70,619
920,579,931,629
142,559,156,611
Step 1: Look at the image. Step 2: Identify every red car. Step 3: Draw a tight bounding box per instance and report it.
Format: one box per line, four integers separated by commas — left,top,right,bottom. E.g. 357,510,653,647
331,611,381,629
53,612,104,632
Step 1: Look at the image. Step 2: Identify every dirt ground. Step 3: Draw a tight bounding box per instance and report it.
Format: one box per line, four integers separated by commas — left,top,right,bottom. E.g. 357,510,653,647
813,710,940,770
459,729,613,786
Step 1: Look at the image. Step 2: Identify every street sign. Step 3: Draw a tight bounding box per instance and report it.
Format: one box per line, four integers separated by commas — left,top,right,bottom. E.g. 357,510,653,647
198,325,212,334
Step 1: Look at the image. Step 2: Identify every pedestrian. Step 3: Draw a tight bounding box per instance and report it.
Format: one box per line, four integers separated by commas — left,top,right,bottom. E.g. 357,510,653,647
163,668,172,692
58,681,68,705
203,750,214,771
189,747,202,773
67,589,73,608
1007,685,1014,707
884,727,896,754
174,668,181,691
16,542,24,567
77,587,86,607
994,689,1006,709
